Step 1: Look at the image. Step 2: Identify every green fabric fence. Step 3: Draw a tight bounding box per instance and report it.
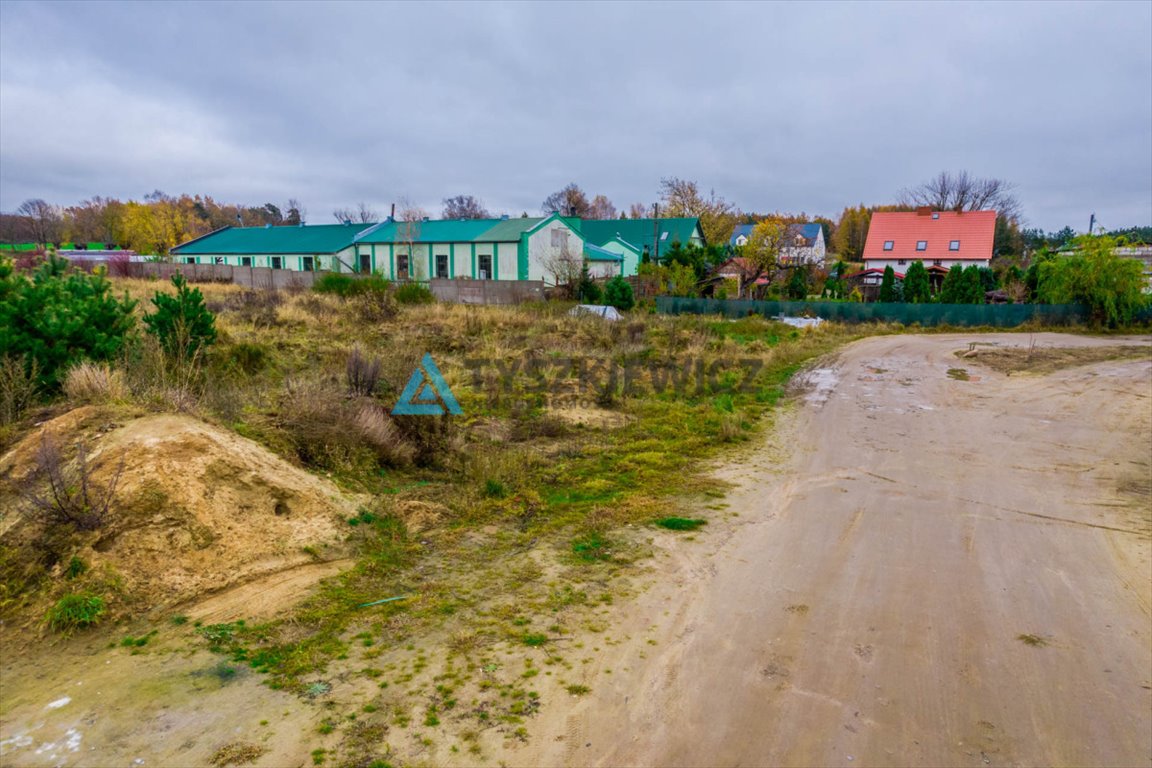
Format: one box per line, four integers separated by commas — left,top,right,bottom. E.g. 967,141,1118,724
655,297,1090,328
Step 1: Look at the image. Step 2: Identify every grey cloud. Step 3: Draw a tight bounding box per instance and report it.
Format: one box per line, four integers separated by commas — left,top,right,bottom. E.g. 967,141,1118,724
1,0,1148,230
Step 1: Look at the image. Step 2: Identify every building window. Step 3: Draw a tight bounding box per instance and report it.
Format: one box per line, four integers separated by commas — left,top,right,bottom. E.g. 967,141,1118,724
933,260,942,266
271,256,283,269
396,253,409,279
916,240,927,251
435,254,449,278
551,229,568,247
931,212,940,219
240,257,252,267
359,253,371,273
883,240,894,251
478,253,492,280
185,257,196,264
949,240,960,251
301,256,314,271
660,232,669,241
214,257,224,265
898,259,906,266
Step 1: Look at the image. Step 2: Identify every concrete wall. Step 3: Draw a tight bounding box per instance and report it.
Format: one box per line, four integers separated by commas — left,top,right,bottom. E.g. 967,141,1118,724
123,261,320,290
429,278,543,304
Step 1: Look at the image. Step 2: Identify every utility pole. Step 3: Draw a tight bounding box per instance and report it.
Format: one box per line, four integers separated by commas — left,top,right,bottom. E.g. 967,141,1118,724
653,203,660,265
1088,213,1096,235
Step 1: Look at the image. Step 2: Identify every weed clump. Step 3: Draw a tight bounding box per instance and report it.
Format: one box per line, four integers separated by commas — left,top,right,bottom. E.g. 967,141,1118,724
47,592,106,633
394,282,434,305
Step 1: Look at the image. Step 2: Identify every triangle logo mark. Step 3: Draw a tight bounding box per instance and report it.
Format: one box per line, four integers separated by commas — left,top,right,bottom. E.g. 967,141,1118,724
392,353,462,416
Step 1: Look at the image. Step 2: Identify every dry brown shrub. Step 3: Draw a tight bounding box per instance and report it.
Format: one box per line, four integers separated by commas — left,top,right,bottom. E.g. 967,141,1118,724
353,402,416,466
62,362,127,404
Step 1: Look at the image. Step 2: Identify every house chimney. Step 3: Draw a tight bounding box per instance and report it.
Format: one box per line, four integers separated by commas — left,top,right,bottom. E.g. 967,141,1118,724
916,206,932,216
422,216,429,222
390,203,396,219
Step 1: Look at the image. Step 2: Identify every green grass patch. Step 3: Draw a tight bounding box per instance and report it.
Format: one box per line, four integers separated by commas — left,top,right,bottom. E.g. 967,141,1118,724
46,593,106,634
654,517,707,531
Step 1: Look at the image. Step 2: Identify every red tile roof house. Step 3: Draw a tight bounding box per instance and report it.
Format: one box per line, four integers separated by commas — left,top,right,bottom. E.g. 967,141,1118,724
861,208,997,277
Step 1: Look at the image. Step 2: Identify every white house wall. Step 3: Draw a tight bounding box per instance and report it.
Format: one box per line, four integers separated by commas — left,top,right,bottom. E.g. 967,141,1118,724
865,257,990,273
526,220,585,284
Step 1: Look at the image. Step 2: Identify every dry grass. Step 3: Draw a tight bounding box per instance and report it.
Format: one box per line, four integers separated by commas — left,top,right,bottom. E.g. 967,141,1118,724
959,344,1150,375
62,362,128,404
353,402,416,467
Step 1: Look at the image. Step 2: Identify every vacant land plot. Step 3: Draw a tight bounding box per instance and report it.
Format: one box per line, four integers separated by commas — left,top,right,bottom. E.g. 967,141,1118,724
1,317,1147,767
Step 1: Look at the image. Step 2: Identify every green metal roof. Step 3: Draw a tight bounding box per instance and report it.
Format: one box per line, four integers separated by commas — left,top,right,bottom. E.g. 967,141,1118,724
580,218,703,252
584,243,624,262
172,224,372,255
170,216,703,254
474,217,547,242
355,217,549,244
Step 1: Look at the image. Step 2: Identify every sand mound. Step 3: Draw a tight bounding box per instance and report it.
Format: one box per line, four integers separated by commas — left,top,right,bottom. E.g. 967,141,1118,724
0,411,362,617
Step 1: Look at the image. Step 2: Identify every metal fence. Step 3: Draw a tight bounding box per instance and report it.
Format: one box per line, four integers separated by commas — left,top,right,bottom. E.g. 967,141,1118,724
655,297,1090,327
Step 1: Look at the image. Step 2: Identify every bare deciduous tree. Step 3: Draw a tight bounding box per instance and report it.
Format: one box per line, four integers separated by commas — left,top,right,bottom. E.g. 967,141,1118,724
17,198,63,245
396,198,427,279
627,202,649,219
539,238,583,292
541,183,591,217
332,203,378,224
285,198,306,225
442,195,490,220
899,171,1021,221
587,194,617,220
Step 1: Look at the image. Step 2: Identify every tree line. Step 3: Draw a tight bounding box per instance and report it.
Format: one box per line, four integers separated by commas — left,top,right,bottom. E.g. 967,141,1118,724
5,171,1146,260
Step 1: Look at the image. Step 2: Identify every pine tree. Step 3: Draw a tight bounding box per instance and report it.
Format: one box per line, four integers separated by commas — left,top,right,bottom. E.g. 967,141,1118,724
0,255,137,390
143,274,217,359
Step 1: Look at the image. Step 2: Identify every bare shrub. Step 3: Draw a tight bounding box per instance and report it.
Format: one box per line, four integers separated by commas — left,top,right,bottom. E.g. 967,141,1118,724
353,402,416,466
0,355,40,426
62,362,127,404
346,346,382,397
349,291,398,323
278,376,414,470
227,290,282,328
23,434,124,531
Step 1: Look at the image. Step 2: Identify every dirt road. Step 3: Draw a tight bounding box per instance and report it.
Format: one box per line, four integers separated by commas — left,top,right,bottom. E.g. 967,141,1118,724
517,333,1152,768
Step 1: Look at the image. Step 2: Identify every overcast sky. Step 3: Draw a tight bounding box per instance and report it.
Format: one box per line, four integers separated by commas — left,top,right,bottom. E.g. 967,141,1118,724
1,1,1149,232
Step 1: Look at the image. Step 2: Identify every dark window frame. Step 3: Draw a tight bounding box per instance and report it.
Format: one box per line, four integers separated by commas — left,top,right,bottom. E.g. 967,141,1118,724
883,240,894,251
396,253,410,279
435,253,449,278
949,240,960,251
301,256,314,272
916,240,928,251
271,256,283,270
478,253,493,280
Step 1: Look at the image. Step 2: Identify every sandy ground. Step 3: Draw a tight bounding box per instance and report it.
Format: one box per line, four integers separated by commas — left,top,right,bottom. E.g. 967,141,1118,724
508,333,1152,768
